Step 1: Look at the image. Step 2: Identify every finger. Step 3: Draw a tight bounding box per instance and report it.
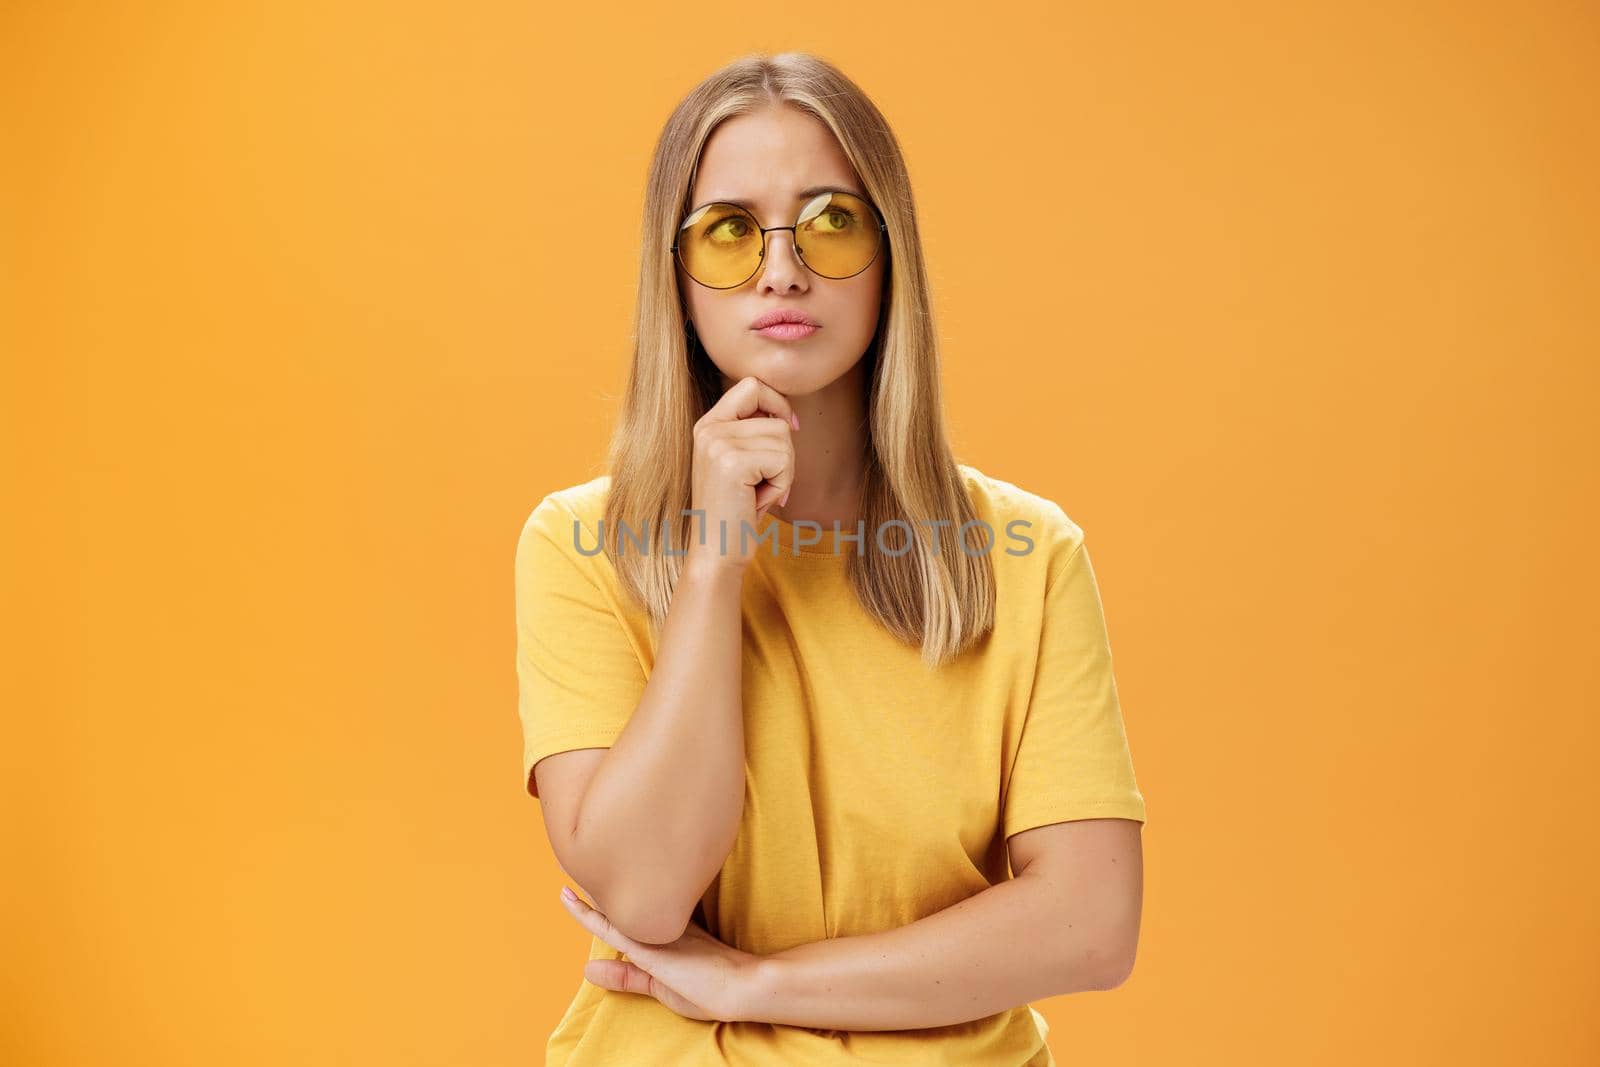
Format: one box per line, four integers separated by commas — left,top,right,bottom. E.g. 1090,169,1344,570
584,958,657,997
584,959,715,1022
755,479,787,512
755,476,795,514
709,376,797,428
732,448,791,490
559,888,655,966
701,437,791,476
702,428,793,511
712,416,793,440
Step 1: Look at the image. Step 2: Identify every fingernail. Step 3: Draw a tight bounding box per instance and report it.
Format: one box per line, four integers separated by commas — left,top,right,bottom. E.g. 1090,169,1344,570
790,413,800,430
781,490,790,506
561,886,577,902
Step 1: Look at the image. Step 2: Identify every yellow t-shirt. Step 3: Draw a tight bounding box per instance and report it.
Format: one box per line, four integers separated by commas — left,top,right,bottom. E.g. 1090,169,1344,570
514,463,1147,1066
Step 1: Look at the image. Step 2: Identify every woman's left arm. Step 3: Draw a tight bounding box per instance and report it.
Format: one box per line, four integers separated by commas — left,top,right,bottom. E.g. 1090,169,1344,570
746,816,1144,1031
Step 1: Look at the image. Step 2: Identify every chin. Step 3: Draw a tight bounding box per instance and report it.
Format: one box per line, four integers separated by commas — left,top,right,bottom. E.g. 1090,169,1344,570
744,347,858,393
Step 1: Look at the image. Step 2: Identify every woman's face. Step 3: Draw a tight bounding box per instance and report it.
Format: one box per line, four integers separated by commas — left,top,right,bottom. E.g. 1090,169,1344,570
677,104,886,399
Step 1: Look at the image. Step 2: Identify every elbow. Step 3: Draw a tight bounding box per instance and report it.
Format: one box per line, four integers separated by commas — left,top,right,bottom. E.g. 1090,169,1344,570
583,848,724,947
1079,940,1138,992
559,845,697,946
1091,951,1136,991
585,871,697,945
1062,926,1139,993
1076,902,1141,992
605,895,693,945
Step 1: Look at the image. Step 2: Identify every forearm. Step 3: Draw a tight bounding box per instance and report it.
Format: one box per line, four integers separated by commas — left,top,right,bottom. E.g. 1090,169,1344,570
744,871,1128,1031
572,562,746,940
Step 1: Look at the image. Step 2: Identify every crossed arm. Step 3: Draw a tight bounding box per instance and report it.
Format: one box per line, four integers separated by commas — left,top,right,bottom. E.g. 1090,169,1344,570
563,815,1145,1031
745,817,1145,1031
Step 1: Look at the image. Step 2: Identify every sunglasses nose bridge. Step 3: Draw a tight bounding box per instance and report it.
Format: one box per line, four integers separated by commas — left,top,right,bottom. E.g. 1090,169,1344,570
763,224,800,254
755,224,806,277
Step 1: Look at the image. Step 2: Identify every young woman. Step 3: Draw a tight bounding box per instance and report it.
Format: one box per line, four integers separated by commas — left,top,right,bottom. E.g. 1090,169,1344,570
515,52,1148,1066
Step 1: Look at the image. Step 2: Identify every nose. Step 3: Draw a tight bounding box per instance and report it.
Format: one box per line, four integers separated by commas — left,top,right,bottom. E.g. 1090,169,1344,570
755,229,808,293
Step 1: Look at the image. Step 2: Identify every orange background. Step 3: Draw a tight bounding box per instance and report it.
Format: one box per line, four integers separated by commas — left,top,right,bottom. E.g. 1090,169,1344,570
4,2,1596,1064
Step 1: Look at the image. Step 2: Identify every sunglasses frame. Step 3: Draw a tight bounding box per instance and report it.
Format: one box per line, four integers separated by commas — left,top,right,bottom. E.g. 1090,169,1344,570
671,193,889,290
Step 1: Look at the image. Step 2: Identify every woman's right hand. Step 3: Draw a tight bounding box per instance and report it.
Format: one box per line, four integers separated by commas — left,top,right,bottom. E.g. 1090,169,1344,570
686,376,798,576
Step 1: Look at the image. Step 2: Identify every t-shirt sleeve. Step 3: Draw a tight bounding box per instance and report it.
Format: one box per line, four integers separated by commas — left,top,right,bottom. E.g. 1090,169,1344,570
1003,531,1148,838
514,492,649,798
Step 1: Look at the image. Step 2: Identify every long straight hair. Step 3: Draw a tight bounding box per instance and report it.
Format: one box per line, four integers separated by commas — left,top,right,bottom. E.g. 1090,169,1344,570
602,51,995,667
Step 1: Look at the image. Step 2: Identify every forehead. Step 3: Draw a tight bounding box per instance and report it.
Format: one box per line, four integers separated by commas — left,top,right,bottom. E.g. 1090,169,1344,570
689,106,863,211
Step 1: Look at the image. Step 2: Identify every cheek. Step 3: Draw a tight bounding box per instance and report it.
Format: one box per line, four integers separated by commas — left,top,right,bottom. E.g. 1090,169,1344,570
680,287,733,341
839,272,885,340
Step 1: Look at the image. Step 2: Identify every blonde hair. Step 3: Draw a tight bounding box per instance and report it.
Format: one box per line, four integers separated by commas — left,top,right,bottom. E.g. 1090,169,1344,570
602,51,995,667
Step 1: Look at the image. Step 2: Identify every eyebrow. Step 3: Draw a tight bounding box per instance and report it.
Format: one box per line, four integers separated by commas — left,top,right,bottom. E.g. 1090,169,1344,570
690,184,865,213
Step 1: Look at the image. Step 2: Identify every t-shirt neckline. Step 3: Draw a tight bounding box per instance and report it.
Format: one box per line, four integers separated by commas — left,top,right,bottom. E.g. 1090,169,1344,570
752,510,858,561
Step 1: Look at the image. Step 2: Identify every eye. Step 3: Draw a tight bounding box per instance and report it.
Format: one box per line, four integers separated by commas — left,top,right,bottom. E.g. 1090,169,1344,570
705,215,753,243
805,206,859,236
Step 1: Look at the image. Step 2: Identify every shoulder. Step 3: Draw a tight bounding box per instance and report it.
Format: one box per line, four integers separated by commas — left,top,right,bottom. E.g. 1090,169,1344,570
956,462,1085,567
523,473,612,532
518,473,614,560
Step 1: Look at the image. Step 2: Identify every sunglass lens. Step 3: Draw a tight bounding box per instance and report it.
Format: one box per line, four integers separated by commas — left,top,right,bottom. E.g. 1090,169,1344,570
676,204,762,288
794,192,882,279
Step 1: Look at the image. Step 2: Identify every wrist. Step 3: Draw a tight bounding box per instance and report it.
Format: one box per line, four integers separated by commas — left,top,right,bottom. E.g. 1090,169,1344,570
681,549,746,588
737,953,794,1024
